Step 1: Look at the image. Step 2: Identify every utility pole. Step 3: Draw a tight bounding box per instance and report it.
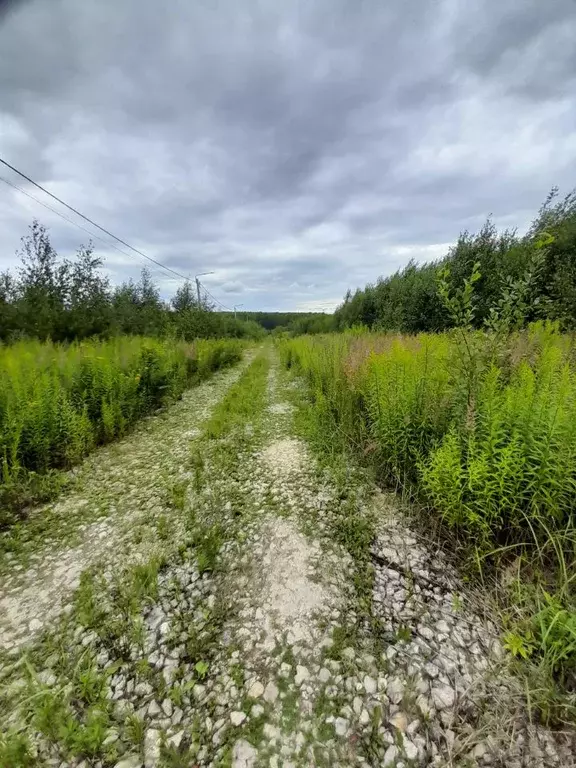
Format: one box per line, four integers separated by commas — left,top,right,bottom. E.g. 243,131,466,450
194,272,214,309
234,303,243,319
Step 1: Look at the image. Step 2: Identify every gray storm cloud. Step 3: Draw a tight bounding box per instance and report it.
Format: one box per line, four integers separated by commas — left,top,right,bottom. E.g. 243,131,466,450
0,0,575,311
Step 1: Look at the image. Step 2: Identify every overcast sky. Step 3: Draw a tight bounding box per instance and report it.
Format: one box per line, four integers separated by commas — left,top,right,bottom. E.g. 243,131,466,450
1,0,575,311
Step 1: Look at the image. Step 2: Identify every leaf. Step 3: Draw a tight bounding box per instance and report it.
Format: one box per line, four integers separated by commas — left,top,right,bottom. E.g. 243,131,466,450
503,631,534,660
194,660,209,679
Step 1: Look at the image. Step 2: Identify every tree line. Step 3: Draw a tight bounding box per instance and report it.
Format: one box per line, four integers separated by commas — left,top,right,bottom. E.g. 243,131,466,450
0,221,265,342
333,188,576,333
239,311,330,332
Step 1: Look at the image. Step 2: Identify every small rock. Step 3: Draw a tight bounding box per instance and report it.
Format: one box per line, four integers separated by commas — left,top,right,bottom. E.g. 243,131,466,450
383,745,398,767
144,729,161,768
263,681,279,703
416,694,432,717
38,670,56,686
114,757,141,768
263,723,280,740
472,742,487,759
363,675,377,695
359,709,370,725
193,684,206,701
251,704,264,718
103,728,120,747
403,738,418,761
424,662,439,679
232,739,258,767
445,729,456,748
135,682,153,698
407,719,420,736
390,711,408,732
230,711,247,726
167,731,184,750
334,717,348,736
319,667,331,683
147,700,161,718
431,685,455,710
247,681,264,698
295,665,310,685
29,618,43,632
280,662,292,678
387,678,404,704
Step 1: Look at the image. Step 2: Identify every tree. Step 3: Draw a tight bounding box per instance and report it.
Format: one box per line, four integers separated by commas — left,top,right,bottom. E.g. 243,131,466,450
66,243,111,339
17,220,69,339
112,279,141,334
136,268,165,335
172,280,198,313
0,271,18,341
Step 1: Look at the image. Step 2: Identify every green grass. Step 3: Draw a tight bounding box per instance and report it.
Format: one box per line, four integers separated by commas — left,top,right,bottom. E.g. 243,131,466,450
203,351,269,441
280,323,576,724
0,336,244,528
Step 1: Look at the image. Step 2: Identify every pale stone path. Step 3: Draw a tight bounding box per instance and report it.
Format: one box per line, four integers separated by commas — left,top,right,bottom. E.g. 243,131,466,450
0,348,573,768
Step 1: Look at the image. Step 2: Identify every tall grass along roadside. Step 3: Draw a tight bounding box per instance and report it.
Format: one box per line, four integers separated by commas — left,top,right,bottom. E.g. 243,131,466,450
280,323,576,724
0,337,243,526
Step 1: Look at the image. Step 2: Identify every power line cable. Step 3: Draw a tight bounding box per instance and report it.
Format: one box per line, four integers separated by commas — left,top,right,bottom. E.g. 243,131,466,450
0,174,178,283
198,281,224,306
1,157,247,310
198,280,234,312
0,156,187,282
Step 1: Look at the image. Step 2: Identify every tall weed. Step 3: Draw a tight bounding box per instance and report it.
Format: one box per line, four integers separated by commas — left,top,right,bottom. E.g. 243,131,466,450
0,337,243,525
281,324,576,700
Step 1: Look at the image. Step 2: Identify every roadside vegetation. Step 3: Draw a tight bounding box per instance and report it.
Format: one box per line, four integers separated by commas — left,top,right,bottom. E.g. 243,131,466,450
281,321,576,723
0,336,244,526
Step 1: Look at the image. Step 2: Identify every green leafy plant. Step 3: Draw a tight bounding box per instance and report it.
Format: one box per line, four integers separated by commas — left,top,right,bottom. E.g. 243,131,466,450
504,630,536,660
0,335,244,533
194,660,209,679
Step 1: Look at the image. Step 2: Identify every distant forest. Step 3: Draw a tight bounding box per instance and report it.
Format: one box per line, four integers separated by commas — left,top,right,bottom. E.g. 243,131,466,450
334,188,576,333
239,312,333,334
0,221,326,342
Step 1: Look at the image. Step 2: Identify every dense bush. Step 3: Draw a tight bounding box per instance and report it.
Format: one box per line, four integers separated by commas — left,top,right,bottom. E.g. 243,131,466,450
0,336,243,524
281,325,576,698
334,188,576,333
283,325,576,546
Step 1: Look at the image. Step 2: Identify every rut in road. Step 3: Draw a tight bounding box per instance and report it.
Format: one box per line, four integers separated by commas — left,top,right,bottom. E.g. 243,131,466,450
0,348,573,768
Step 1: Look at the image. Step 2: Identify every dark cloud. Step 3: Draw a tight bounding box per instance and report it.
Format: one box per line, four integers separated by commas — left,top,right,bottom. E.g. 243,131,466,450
1,0,575,311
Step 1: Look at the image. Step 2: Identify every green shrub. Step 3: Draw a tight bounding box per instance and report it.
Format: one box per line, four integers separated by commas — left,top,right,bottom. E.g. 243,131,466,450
282,325,576,547
281,324,576,693
0,336,243,524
